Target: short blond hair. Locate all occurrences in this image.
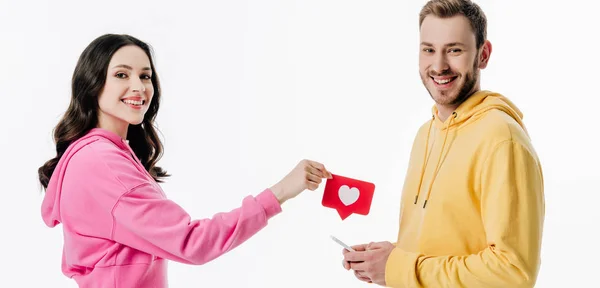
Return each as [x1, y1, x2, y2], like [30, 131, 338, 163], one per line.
[419, 0, 487, 49]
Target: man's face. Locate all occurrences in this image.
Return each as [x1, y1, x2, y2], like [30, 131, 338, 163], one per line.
[419, 15, 490, 108]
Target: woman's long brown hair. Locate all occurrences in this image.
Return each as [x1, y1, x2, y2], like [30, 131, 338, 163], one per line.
[38, 34, 169, 190]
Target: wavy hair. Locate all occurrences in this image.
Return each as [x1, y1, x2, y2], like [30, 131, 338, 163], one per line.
[38, 34, 169, 189]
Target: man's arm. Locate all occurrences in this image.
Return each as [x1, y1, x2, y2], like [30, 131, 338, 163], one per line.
[385, 140, 545, 288]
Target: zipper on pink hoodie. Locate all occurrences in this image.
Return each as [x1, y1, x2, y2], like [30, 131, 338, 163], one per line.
[41, 128, 282, 287]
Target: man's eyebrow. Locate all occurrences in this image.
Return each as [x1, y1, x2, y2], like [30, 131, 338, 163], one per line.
[111, 64, 152, 71]
[420, 42, 466, 47]
[445, 42, 466, 47]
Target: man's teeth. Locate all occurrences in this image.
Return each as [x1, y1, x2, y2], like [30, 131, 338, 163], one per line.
[123, 99, 143, 106]
[434, 78, 454, 84]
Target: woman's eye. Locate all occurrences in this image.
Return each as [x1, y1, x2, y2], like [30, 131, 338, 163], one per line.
[141, 74, 152, 80]
[116, 72, 128, 79]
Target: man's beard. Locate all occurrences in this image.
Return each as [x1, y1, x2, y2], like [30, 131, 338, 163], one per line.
[421, 56, 479, 107]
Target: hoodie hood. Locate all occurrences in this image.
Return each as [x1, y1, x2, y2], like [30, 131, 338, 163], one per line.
[431, 90, 527, 133]
[415, 90, 526, 208]
[41, 128, 129, 228]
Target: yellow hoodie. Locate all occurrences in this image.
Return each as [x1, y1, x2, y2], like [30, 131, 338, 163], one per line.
[385, 90, 545, 288]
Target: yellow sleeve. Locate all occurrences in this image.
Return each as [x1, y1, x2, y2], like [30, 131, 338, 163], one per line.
[385, 140, 545, 288]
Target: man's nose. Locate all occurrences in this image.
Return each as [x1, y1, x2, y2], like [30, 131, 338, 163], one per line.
[431, 53, 449, 75]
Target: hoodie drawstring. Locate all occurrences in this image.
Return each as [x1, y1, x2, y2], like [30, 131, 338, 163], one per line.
[414, 115, 434, 206]
[414, 111, 457, 209]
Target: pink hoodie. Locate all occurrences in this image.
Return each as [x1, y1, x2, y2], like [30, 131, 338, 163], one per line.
[41, 128, 282, 287]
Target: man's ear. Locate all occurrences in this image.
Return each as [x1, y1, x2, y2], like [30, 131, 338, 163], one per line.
[478, 40, 492, 69]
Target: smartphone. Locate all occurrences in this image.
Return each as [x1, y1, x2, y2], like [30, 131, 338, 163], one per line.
[330, 235, 355, 252]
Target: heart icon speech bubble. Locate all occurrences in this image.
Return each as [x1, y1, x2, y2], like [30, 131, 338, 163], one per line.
[322, 174, 375, 220]
[338, 185, 360, 206]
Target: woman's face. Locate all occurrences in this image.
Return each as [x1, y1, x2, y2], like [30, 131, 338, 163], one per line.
[97, 45, 154, 137]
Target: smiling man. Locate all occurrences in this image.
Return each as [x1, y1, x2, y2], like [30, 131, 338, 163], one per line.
[341, 0, 545, 287]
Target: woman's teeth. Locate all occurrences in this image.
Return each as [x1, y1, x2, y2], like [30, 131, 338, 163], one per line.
[122, 99, 143, 106]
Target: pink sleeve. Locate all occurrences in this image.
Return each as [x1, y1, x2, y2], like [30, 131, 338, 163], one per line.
[110, 184, 282, 265]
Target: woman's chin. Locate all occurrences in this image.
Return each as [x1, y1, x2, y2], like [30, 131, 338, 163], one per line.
[125, 117, 145, 126]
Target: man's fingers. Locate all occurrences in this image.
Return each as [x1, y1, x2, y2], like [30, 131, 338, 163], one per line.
[350, 244, 368, 251]
[366, 242, 376, 249]
[367, 241, 389, 250]
[343, 244, 366, 255]
[354, 270, 372, 283]
[341, 259, 351, 270]
[343, 250, 370, 263]
[349, 261, 368, 272]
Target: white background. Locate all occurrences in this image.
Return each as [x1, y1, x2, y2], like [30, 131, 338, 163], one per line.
[1, 0, 598, 287]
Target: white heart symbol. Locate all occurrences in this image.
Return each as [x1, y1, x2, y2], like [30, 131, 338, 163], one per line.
[338, 185, 360, 206]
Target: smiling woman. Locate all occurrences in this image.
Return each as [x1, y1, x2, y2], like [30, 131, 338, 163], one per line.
[36, 34, 332, 287]
[98, 46, 156, 139]
[38, 34, 168, 185]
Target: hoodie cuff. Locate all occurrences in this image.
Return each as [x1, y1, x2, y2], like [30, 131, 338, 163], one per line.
[385, 247, 420, 287]
[255, 189, 282, 219]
